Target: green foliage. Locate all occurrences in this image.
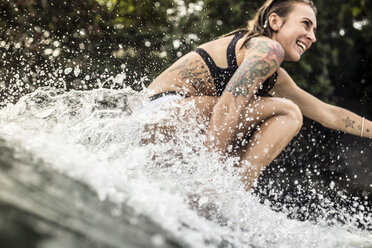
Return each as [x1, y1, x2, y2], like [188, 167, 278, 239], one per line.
[317, 0, 372, 115]
[0, 0, 371, 115]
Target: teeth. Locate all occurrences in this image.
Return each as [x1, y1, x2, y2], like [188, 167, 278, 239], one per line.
[296, 41, 306, 51]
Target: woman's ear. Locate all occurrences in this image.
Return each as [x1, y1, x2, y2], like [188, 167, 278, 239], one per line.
[268, 13, 283, 31]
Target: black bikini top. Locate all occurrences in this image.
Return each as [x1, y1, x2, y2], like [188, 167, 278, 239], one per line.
[195, 32, 277, 97]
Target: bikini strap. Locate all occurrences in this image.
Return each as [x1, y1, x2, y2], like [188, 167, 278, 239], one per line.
[195, 47, 220, 80]
[149, 91, 185, 101]
[226, 32, 245, 68]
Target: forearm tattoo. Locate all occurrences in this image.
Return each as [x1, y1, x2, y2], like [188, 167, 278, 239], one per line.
[343, 116, 371, 134]
[226, 39, 284, 97]
[342, 116, 355, 128]
[169, 58, 213, 94]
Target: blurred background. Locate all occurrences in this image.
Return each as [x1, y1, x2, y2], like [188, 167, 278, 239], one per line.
[0, 0, 371, 220]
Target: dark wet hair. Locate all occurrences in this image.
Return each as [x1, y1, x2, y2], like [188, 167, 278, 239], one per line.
[226, 0, 317, 47]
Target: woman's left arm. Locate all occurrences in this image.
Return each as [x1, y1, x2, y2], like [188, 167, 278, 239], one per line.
[273, 68, 372, 138]
[325, 105, 372, 138]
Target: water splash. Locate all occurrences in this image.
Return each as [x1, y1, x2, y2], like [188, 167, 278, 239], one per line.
[0, 86, 371, 247]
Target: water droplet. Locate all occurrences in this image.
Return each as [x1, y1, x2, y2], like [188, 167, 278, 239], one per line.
[64, 67, 72, 75]
[74, 66, 81, 77]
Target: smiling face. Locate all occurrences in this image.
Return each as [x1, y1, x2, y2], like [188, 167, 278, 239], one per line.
[270, 3, 317, 61]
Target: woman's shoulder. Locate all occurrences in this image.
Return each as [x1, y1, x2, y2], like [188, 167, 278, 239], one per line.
[197, 35, 234, 49]
[244, 36, 285, 61]
[245, 36, 284, 53]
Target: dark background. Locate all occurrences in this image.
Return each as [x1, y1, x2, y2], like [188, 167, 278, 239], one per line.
[0, 0, 371, 222]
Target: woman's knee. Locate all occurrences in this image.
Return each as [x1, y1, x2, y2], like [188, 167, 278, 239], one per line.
[281, 99, 303, 131]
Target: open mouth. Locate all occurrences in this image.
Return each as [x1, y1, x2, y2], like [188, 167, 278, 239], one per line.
[296, 41, 306, 53]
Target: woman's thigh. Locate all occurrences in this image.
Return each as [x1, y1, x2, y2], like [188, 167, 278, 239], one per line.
[168, 96, 301, 138]
[230, 96, 303, 154]
[237, 96, 302, 131]
[144, 95, 301, 145]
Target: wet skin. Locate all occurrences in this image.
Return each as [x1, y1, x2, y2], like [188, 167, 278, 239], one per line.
[147, 3, 372, 190]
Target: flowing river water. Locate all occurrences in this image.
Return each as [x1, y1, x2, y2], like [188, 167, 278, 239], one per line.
[0, 86, 371, 248]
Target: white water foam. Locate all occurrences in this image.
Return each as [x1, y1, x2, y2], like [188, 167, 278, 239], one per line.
[0, 87, 371, 248]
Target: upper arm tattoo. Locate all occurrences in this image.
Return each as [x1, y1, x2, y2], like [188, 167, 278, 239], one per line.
[226, 39, 284, 97]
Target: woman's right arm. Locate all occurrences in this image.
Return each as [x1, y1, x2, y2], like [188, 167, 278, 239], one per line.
[206, 38, 284, 155]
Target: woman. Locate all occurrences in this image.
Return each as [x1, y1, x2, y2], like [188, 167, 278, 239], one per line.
[146, 0, 371, 190]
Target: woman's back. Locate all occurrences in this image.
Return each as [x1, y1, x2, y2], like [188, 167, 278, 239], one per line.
[148, 34, 248, 97]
